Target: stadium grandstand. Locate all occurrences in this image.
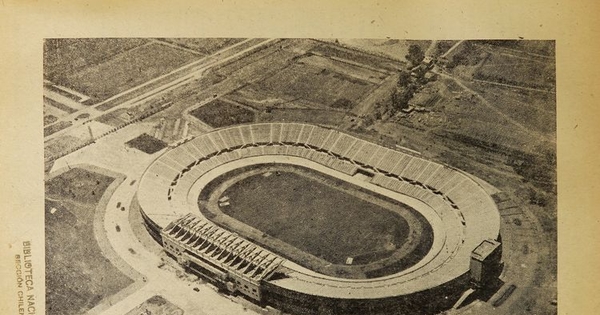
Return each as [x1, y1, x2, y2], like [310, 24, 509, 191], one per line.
[136, 123, 502, 314]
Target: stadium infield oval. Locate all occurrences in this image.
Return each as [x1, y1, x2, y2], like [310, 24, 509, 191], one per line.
[197, 163, 435, 279]
[137, 122, 501, 299]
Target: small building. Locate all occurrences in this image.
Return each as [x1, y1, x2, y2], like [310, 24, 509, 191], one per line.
[422, 56, 435, 69]
[470, 239, 502, 287]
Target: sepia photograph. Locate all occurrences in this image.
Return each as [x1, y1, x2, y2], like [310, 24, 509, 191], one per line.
[42, 37, 557, 315]
[2, 1, 599, 315]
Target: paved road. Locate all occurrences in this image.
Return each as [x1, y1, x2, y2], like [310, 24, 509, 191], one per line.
[49, 124, 258, 315]
[45, 38, 277, 142]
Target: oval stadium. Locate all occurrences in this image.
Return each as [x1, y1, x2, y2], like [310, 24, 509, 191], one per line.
[136, 122, 502, 315]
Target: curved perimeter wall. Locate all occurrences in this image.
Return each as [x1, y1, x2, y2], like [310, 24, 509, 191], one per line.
[137, 123, 501, 313]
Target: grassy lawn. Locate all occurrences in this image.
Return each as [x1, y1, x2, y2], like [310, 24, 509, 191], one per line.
[189, 99, 255, 128]
[125, 133, 168, 154]
[45, 168, 133, 315]
[221, 171, 410, 265]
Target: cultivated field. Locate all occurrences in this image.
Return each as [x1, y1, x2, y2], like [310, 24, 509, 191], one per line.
[310, 42, 403, 71]
[45, 168, 132, 315]
[214, 40, 391, 114]
[474, 52, 555, 90]
[256, 61, 376, 109]
[159, 38, 245, 55]
[44, 38, 149, 83]
[50, 42, 201, 103]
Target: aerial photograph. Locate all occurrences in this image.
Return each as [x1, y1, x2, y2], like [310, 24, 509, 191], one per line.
[43, 38, 556, 315]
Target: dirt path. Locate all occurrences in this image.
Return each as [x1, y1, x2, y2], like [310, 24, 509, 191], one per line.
[472, 78, 555, 94]
[440, 40, 465, 59]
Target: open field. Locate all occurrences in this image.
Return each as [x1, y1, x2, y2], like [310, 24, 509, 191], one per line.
[44, 38, 149, 82]
[56, 42, 201, 103]
[256, 62, 376, 109]
[389, 74, 554, 155]
[479, 40, 555, 57]
[216, 40, 394, 120]
[189, 99, 255, 128]
[159, 38, 245, 55]
[45, 168, 133, 315]
[466, 82, 556, 135]
[473, 52, 555, 90]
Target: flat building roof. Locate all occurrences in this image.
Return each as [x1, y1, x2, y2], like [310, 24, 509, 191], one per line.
[471, 239, 501, 261]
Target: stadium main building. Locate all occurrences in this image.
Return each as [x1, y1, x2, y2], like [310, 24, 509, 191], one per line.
[136, 123, 502, 315]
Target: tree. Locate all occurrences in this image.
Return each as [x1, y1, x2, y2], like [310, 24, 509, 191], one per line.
[397, 71, 411, 87]
[405, 44, 425, 67]
[391, 86, 413, 111]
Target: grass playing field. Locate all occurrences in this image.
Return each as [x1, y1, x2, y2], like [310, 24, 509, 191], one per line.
[219, 168, 422, 266]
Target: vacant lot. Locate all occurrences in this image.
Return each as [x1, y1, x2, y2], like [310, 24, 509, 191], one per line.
[45, 168, 132, 315]
[221, 171, 410, 265]
[159, 38, 245, 55]
[57, 42, 200, 103]
[189, 99, 255, 128]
